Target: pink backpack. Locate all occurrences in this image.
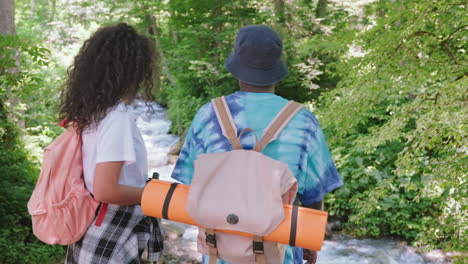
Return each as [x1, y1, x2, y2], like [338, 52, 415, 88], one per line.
[27, 123, 100, 245]
[186, 97, 303, 264]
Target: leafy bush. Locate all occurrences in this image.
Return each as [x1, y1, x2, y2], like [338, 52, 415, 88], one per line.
[0, 100, 64, 263]
[1, 35, 64, 264]
[319, 0, 467, 251]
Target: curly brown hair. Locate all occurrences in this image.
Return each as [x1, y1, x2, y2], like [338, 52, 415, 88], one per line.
[59, 23, 155, 133]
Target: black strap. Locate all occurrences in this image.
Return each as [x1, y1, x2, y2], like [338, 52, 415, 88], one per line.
[289, 205, 299, 246]
[162, 183, 179, 219]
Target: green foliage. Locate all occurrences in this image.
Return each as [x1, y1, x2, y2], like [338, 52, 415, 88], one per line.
[3, 0, 466, 260]
[319, 0, 467, 251]
[0, 34, 62, 164]
[0, 100, 64, 263]
[281, 1, 354, 99]
[157, 0, 267, 133]
[149, 0, 353, 133]
[1, 34, 64, 263]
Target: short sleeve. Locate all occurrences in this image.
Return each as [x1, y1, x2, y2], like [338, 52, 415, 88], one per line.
[297, 124, 343, 205]
[96, 110, 136, 165]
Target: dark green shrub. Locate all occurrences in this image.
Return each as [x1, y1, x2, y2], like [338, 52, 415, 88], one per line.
[0, 99, 64, 263]
[319, 0, 467, 251]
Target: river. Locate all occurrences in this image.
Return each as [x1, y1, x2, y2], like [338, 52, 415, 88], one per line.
[131, 100, 452, 264]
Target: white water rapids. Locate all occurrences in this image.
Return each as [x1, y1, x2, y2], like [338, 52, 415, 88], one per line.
[131, 100, 451, 264]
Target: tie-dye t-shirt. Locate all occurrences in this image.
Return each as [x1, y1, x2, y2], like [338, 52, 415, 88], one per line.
[171, 91, 342, 264]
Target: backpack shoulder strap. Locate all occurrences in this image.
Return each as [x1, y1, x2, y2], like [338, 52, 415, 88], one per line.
[212, 96, 242, 149]
[253, 101, 304, 152]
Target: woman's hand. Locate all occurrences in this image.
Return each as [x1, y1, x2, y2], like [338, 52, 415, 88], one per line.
[303, 249, 318, 264]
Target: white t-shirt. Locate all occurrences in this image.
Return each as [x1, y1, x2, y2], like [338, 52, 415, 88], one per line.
[82, 102, 147, 194]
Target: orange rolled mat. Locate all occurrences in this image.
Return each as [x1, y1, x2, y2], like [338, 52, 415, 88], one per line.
[141, 179, 328, 251]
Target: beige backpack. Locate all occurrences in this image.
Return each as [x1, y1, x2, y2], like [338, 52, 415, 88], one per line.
[186, 96, 303, 264]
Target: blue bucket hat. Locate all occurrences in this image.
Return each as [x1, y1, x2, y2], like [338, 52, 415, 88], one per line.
[225, 25, 288, 86]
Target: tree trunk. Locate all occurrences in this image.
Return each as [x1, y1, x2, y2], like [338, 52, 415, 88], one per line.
[148, 15, 176, 88]
[271, 0, 289, 62]
[0, 0, 24, 127]
[316, 0, 327, 18]
[0, 0, 16, 35]
[147, 15, 162, 94]
[0, 0, 19, 74]
[50, 0, 56, 21]
[30, 0, 36, 19]
[211, 5, 223, 64]
[272, 0, 285, 25]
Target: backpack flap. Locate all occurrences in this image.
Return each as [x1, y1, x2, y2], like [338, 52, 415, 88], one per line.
[187, 150, 296, 236]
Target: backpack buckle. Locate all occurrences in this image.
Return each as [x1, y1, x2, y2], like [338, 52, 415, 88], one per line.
[205, 233, 217, 248]
[253, 240, 264, 254]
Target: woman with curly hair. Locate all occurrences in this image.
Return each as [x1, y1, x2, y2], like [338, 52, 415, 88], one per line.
[60, 23, 163, 264]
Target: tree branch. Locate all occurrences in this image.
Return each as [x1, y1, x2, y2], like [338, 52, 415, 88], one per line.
[412, 31, 439, 38]
[442, 41, 458, 64]
[438, 25, 467, 64]
[454, 72, 467, 81]
[398, 29, 463, 64]
[442, 24, 468, 42]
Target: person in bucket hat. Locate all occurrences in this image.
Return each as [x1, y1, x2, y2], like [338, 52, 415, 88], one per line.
[225, 25, 288, 86]
[171, 25, 343, 264]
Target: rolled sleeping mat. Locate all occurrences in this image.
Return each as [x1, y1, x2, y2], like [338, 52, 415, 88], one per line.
[141, 179, 328, 251]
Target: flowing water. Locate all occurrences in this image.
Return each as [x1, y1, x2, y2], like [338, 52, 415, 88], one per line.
[131, 100, 451, 264]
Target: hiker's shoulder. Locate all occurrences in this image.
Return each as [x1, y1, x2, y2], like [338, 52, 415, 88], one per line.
[298, 106, 317, 121]
[199, 101, 214, 112]
[195, 95, 236, 118]
[96, 103, 134, 130]
[189, 102, 215, 127]
[286, 103, 320, 128]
